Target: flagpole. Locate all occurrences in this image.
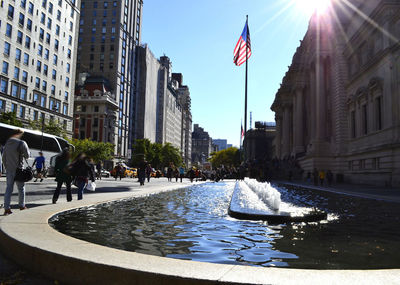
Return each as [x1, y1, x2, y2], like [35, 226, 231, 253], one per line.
[244, 15, 248, 161]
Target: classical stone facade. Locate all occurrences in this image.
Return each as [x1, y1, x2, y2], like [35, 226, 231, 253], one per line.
[0, 0, 80, 133]
[271, 0, 400, 187]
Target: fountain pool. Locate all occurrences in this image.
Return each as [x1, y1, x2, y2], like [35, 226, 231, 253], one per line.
[50, 182, 400, 269]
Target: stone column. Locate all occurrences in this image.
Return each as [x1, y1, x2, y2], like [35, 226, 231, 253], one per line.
[316, 57, 326, 140]
[275, 114, 282, 159]
[282, 105, 291, 158]
[293, 88, 305, 154]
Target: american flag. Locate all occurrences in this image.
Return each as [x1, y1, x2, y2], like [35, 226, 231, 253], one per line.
[241, 123, 244, 139]
[233, 20, 252, 66]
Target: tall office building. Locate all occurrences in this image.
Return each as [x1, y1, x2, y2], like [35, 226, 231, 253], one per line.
[0, 0, 80, 132]
[76, 0, 142, 159]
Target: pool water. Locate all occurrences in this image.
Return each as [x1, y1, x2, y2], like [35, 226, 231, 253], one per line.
[50, 182, 400, 269]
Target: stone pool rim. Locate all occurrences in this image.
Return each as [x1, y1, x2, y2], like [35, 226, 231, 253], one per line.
[0, 182, 399, 285]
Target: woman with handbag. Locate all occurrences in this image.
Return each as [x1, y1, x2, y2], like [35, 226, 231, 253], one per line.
[69, 153, 95, 200]
[2, 129, 30, 215]
[52, 148, 73, 204]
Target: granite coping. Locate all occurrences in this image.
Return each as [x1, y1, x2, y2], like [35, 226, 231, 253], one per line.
[0, 183, 399, 285]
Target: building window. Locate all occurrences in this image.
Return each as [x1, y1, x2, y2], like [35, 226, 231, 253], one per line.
[40, 96, 46, 107]
[375, 96, 382, 131]
[0, 78, 8, 93]
[65, 77, 69, 87]
[35, 77, 40, 89]
[11, 103, 17, 113]
[17, 31, 23, 44]
[21, 0, 27, 9]
[42, 80, 47, 91]
[28, 2, 34, 14]
[43, 64, 48, 76]
[8, 4, 15, 19]
[52, 69, 57, 79]
[19, 13, 25, 26]
[37, 60, 42, 72]
[351, 110, 356, 138]
[2, 61, 9, 75]
[44, 49, 49, 60]
[51, 85, 56, 95]
[362, 104, 368, 135]
[4, 42, 11, 56]
[15, 49, 22, 61]
[11, 83, 19, 97]
[13, 67, 20, 80]
[6, 24, 12, 38]
[22, 71, 28, 82]
[27, 19, 32, 31]
[0, 99, 6, 112]
[19, 106, 25, 119]
[33, 110, 39, 120]
[53, 55, 58, 65]
[23, 53, 29, 65]
[25, 36, 31, 49]
[80, 118, 85, 127]
[20, 86, 27, 100]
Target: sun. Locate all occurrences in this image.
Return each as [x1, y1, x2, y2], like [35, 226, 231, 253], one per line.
[294, 0, 331, 17]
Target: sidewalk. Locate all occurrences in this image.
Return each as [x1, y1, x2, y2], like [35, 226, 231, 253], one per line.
[273, 179, 400, 203]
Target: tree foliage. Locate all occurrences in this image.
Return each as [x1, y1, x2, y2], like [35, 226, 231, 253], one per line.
[0, 112, 23, 127]
[209, 147, 241, 168]
[29, 119, 67, 138]
[131, 139, 182, 169]
[69, 138, 114, 163]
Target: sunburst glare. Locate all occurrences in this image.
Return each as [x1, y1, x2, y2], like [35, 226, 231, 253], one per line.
[293, 0, 331, 17]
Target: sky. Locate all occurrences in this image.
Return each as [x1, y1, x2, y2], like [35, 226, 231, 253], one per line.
[141, 0, 315, 147]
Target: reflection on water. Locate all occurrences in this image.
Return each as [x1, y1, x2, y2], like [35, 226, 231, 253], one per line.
[50, 182, 400, 269]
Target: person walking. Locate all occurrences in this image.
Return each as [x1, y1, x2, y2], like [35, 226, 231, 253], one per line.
[96, 161, 102, 180]
[138, 159, 146, 186]
[145, 163, 152, 183]
[179, 166, 185, 182]
[69, 153, 95, 200]
[313, 168, 319, 186]
[2, 129, 30, 215]
[167, 163, 173, 182]
[52, 148, 72, 204]
[319, 170, 326, 186]
[32, 152, 46, 182]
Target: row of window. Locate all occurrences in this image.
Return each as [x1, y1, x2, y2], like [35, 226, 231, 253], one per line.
[0, 98, 69, 121]
[0, 77, 69, 108]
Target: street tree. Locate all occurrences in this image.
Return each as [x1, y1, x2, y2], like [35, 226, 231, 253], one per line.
[0, 112, 23, 127]
[209, 147, 240, 168]
[69, 138, 114, 163]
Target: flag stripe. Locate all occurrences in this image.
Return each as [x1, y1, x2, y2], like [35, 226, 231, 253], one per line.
[233, 20, 251, 66]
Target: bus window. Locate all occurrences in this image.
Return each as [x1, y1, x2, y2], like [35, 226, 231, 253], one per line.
[56, 137, 69, 150]
[22, 133, 60, 152]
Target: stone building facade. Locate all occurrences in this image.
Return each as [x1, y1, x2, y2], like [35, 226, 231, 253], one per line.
[191, 124, 212, 166]
[135, 47, 193, 166]
[76, 0, 143, 159]
[0, 0, 80, 133]
[271, 0, 400, 187]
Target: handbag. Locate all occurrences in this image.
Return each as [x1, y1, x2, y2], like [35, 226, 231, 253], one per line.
[15, 166, 34, 182]
[86, 181, 96, 192]
[14, 141, 33, 183]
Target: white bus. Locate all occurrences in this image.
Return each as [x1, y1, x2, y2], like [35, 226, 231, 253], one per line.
[0, 122, 73, 175]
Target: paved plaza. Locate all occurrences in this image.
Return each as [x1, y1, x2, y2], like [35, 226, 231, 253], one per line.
[0, 177, 399, 284]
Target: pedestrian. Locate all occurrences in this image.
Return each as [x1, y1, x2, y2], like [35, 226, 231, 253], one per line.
[2, 129, 30, 215]
[69, 153, 95, 200]
[138, 159, 146, 186]
[167, 163, 173, 182]
[96, 161, 102, 180]
[327, 170, 333, 186]
[319, 170, 325, 186]
[32, 152, 46, 182]
[145, 163, 152, 183]
[115, 164, 123, 180]
[188, 167, 195, 183]
[52, 148, 72, 204]
[179, 166, 185, 182]
[313, 168, 319, 186]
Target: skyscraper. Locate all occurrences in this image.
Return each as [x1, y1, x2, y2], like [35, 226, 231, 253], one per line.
[0, 0, 80, 132]
[75, 0, 143, 159]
